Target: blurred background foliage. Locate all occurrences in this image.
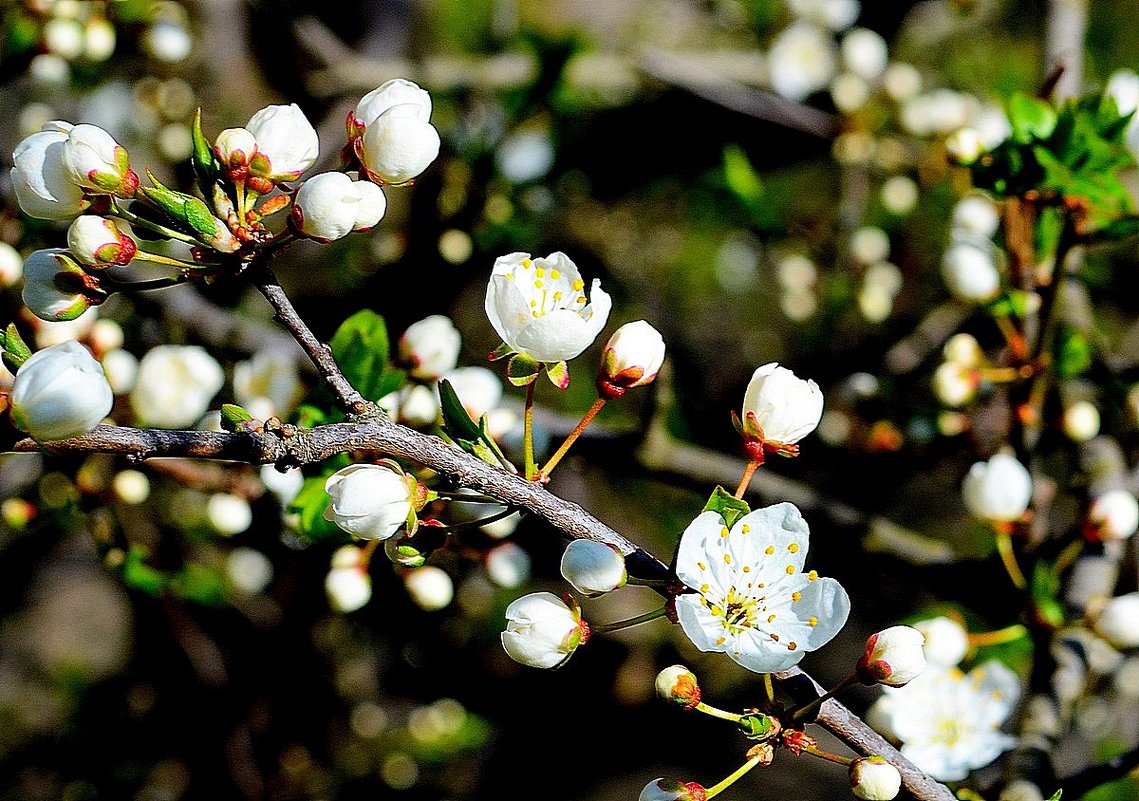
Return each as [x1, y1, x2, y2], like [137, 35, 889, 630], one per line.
[2, 0, 1139, 799]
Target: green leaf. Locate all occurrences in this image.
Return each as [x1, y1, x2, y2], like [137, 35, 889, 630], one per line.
[169, 562, 226, 606]
[1009, 92, 1058, 142]
[288, 476, 347, 544]
[220, 403, 254, 431]
[293, 403, 330, 428]
[438, 379, 482, 441]
[137, 171, 224, 242]
[329, 309, 392, 401]
[1045, 790, 1062, 801]
[122, 547, 168, 596]
[0, 323, 32, 372]
[702, 486, 751, 529]
[1056, 328, 1092, 379]
[723, 143, 764, 207]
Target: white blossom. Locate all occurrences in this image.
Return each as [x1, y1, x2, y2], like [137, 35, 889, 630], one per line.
[292, 172, 386, 242]
[214, 127, 257, 168]
[914, 616, 969, 667]
[933, 362, 978, 407]
[244, 103, 319, 181]
[858, 625, 927, 687]
[404, 565, 454, 611]
[260, 465, 304, 507]
[559, 539, 627, 597]
[0, 243, 23, 287]
[1062, 401, 1100, 443]
[767, 22, 838, 102]
[501, 592, 586, 669]
[484, 251, 611, 365]
[840, 28, 888, 82]
[441, 366, 503, 420]
[226, 547, 273, 595]
[350, 79, 439, 187]
[962, 453, 1032, 523]
[62, 123, 137, 197]
[10, 122, 90, 220]
[399, 315, 462, 380]
[352, 79, 433, 130]
[22, 248, 98, 322]
[130, 345, 224, 428]
[952, 195, 1001, 239]
[101, 348, 138, 394]
[325, 546, 371, 612]
[942, 242, 1000, 302]
[234, 351, 302, 419]
[323, 462, 414, 541]
[878, 661, 1020, 781]
[485, 542, 531, 588]
[674, 503, 850, 673]
[1087, 489, 1139, 541]
[207, 493, 252, 536]
[10, 340, 113, 442]
[740, 363, 824, 452]
[1092, 593, 1139, 649]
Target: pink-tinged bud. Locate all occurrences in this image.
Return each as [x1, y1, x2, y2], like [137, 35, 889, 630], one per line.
[244, 103, 319, 182]
[292, 172, 386, 242]
[738, 362, 824, 458]
[501, 592, 588, 669]
[654, 665, 701, 708]
[849, 756, 902, 800]
[597, 320, 666, 399]
[66, 215, 136, 267]
[857, 625, 926, 687]
[62, 124, 138, 198]
[214, 127, 259, 177]
[559, 539, 627, 596]
[10, 123, 91, 221]
[639, 778, 707, 801]
[21, 248, 105, 322]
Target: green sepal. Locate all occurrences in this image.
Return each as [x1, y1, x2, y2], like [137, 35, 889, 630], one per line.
[544, 360, 570, 389]
[506, 353, 540, 386]
[702, 486, 751, 529]
[0, 323, 33, 373]
[220, 403, 254, 431]
[1045, 791, 1062, 801]
[487, 342, 513, 361]
[737, 712, 779, 741]
[138, 170, 222, 242]
[1008, 92, 1058, 143]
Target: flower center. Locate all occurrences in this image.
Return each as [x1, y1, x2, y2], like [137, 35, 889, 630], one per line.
[505, 258, 588, 319]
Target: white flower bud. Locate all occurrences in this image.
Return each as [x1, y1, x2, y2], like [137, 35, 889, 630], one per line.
[101, 348, 138, 394]
[1062, 401, 1100, 443]
[397, 384, 439, 427]
[933, 362, 978, 407]
[655, 665, 701, 707]
[83, 16, 117, 62]
[358, 109, 441, 186]
[11, 123, 91, 221]
[946, 127, 985, 164]
[323, 462, 414, 541]
[441, 366, 503, 420]
[840, 28, 889, 82]
[1087, 489, 1139, 541]
[597, 320, 666, 399]
[952, 195, 1001, 239]
[22, 248, 100, 321]
[143, 20, 192, 62]
[768, 21, 837, 102]
[90, 319, 124, 353]
[1093, 593, 1139, 649]
[207, 493, 252, 536]
[914, 616, 969, 667]
[883, 62, 922, 102]
[351, 180, 387, 231]
[130, 345, 224, 428]
[501, 591, 586, 669]
[962, 453, 1032, 522]
[112, 469, 150, 504]
[214, 127, 258, 169]
[942, 242, 1000, 302]
[943, 333, 984, 367]
[226, 547, 273, 595]
[0, 243, 23, 287]
[880, 175, 918, 215]
[352, 79, 433, 131]
[404, 565, 454, 611]
[638, 778, 707, 801]
[293, 172, 382, 242]
[66, 215, 136, 267]
[10, 340, 113, 442]
[233, 351, 301, 419]
[44, 17, 84, 59]
[485, 251, 611, 365]
[850, 756, 902, 800]
[559, 539, 628, 597]
[399, 315, 462, 380]
[485, 542, 531, 588]
[244, 103, 319, 182]
[740, 362, 824, 451]
[326, 547, 372, 613]
[858, 626, 927, 687]
[62, 123, 138, 197]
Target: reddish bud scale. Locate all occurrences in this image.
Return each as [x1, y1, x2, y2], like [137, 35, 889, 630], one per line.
[780, 730, 817, 756]
[684, 783, 707, 801]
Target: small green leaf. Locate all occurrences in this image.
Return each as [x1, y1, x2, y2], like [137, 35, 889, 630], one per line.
[122, 547, 168, 596]
[220, 403, 254, 431]
[723, 143, 764, 207]
[293, 403, 330, 428]
[439, 379, 482, 441]
[288, 476, 347, 544]
[329, 309, 392, 401]
[1045, 790, 1062, 801]
[0, 323, 32, 372]
[169, 562, 226, 606]
[1009, 92, 1058, 142]
[1056, 328, 1092, 379]
[702, 486, 751, 529]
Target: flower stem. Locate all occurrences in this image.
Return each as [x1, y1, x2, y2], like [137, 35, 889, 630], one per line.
[111, 201, 199, 244]
[588, 606, 667, 634]
[130, 250, 202, 269]
[625, 575, 674, 588]
[994, 527, 1027, 590]
[538, 397, 607, 479]
[994, 312, 1028, 360]
[802, 743, 853, 766]
[763, 673, 776, 706]
[967, 623, 1028, 648]
[734, 458, 762, 499]
[436, 506, 518, 532]
[523, 381, 537, 480]
[705, 755, 763, 798]
[359, 539, 380, 569]
[789, 673, 859, 723]
[694, 702, 743, 723]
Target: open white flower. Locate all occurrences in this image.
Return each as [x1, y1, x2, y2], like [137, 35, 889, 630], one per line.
[484, 251, 611, 370]
[739, 363, 824, 455]
[674, 502, 850, 674]
[878, 661, 1020, 781]
[962, 453, 1031, 523]
[768, 21, 838, 101]
[130, 345, 224, 428]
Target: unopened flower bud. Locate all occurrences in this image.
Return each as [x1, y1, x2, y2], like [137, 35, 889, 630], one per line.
[1092, 593, 1139, 649]
[942, 242, 1000, 302]
[1062, 400, 1100, 442]
[943, 333, 984, 367]
[404, 565, 454, 611]
[1087, 489, 1139, 542]
[399, 315, 462, 379]
[350, 79, 433, 136]
[962, 452, 1032, 522]
[244, 103, 319, 182]
[22, 248, 104, 321]
[952, 195, 1001, 239]
[597, 320, 666, 399]
[559, 539, 627, 596]
[933, 362, 979, 407]
[323, 461, 417, 541]
[292, 172, 387, 242]
[655, 664, 701, 707]
[738, 362, 824, 457]
[639, 778, 707, 801]
[63, 123, 138, 197]
[485, 542, 531, 588]
[946, 127, 985, 164]
[207, 492, 253, 536]
[501, 592, 587, 669]
[737, 711, 782, 740]
[326, 546, 372, 613]
[358, 108, 441, 186]
[849, 756, 902, 800]
[0, 243, 23, 287]
[857, 625, 927, 687]
[214, 127, 258, 174]
[66, 215, 136, 267]
[10, 122, 91, 221]
[10, 340, 113, 442]
[914, 616, 969, 667]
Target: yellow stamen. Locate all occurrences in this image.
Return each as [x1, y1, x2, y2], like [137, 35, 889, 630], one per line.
[791, 591, 802, 602]
[741, 524, 750, 533]
[788, 543, 799, 553]
[522, 258, 532, 268]
[785, 565, 795, 575]
[572, 279, 584, 291]
[765, 546, 775, 555]
[808, 570, 818, 581]
[551, 270, 560, 279]
[808, 616, 818, 626]
[724, 554, 732, 565]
